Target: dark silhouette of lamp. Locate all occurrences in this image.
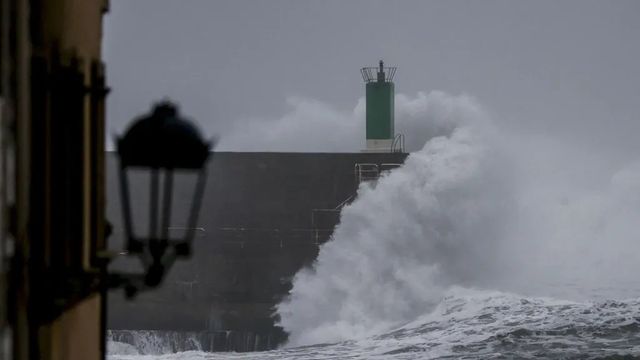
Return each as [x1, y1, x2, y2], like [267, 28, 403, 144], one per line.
[114, 101, 212, 296]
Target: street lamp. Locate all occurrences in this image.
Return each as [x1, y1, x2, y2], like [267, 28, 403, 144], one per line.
[115, 101, 212, 294]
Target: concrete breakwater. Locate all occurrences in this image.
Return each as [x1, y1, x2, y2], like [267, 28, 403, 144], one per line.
[108, 329, 284, 353]
[107, 151, 407, 350]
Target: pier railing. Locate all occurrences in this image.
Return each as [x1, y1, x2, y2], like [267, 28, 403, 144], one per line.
[208, 227, 336, 249]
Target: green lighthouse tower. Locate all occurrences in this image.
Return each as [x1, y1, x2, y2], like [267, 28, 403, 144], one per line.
[361, 60, 397, 152]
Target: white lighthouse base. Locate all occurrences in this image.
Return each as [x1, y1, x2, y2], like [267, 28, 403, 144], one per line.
[362, 139, 394, 153]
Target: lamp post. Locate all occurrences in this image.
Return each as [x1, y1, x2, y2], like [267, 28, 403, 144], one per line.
[114, 101, 212, 296]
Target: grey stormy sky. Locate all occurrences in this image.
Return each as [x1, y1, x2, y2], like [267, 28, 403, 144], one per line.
[104, 0, 640, 162]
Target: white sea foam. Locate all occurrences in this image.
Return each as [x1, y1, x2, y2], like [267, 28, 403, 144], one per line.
[108, 288, 640, 359]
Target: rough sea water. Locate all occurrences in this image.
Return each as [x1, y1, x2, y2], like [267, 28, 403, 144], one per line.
[108, 92, 640, 359]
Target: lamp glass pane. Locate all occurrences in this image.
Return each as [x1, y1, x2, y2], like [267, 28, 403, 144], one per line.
[124, 168, 153, 240]
[166, 169, 202, 242]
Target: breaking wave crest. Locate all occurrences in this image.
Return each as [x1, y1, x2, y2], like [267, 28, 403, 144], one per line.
[109, 288, 640, 359]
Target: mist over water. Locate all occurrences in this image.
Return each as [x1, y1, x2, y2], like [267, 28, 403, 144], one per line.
[218, 91, 477, 153]
[276, 91, 640, 347]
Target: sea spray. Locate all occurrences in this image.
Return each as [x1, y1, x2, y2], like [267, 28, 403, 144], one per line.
[276, 93, 517, 346]
[220, 91, 482, 153]
[276, 91, 640, 347]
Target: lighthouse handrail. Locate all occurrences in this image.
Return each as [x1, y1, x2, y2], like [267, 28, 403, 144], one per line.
[391, 133, 405, 153]
[360, 66, 397, 83]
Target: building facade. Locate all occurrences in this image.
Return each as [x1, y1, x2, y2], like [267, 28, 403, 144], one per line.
[0, 1, 109, 359]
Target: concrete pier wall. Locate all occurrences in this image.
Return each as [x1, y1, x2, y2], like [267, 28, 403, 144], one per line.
[106, 151, 408, 350]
